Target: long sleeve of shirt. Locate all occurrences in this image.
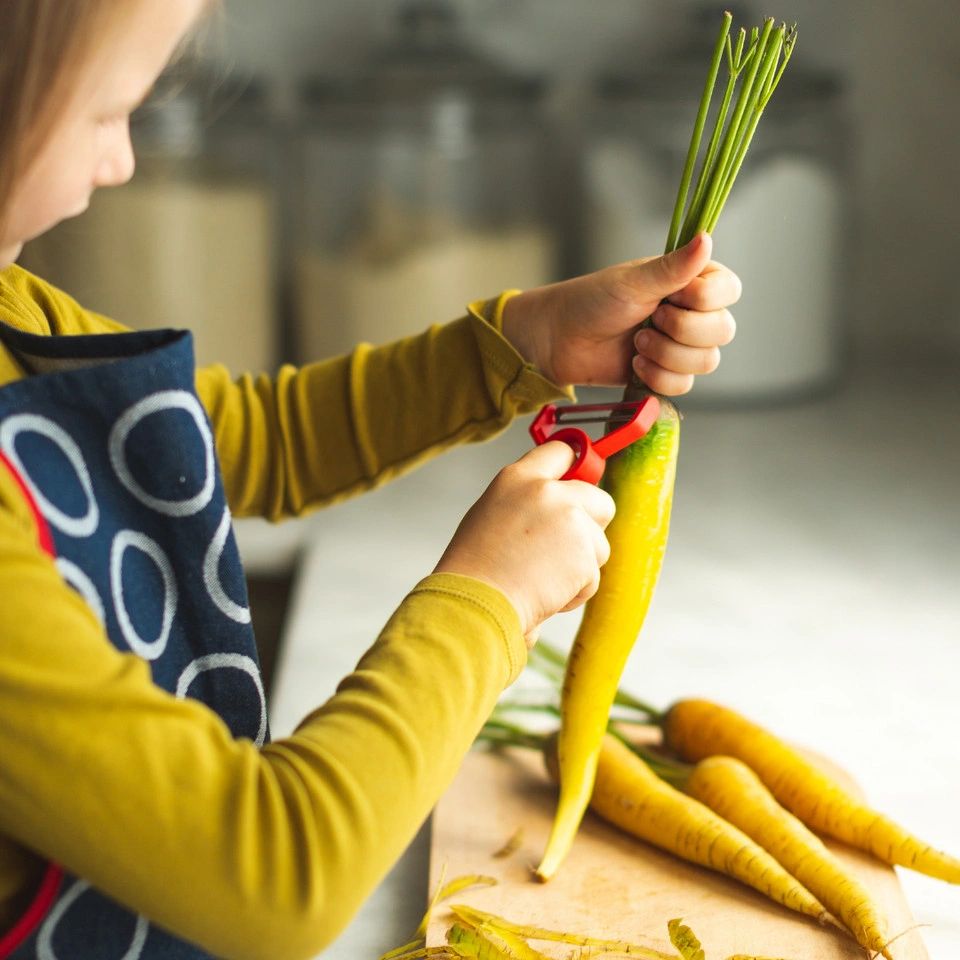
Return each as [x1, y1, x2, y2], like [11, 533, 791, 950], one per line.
[0, 265, 570, 959]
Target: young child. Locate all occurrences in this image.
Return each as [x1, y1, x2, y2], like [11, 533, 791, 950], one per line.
[0, 2, 740, 958]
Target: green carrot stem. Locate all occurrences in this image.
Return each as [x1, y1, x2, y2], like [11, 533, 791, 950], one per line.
[678, 64, 738, 245]
[527, 641, 662, 719]
[479, 718, 548, 753]
[736, 27, 758, 72]
[664, 10, 732, 254]
[607, 725, 691, 788]
[690, 16, 775, 237]
[678, 26, 752, 246]
[495, 700, 561, 718]
[703, 25, 785, 232]
[763, 24, 798, 106]
[497, 699, 653, 734]
[611, 689, 661, 719]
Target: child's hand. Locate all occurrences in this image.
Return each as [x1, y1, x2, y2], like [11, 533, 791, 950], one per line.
[501, 232, 740, 396]
[433, 441, 615, 644]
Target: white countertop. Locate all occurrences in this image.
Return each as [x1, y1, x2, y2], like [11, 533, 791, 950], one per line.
[257, 356, 960, 959]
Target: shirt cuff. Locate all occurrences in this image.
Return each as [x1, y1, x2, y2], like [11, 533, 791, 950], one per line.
[407, 571, 528, 686]
[467, 293, 575, 418]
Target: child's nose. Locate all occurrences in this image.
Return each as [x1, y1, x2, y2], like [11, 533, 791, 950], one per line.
[95, 125, 136, 189]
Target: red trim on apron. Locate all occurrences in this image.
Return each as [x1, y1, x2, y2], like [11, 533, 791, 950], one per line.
[0, 864, 64, 959]
[0, 451, 64, 958]
[0, 452, 54, 555]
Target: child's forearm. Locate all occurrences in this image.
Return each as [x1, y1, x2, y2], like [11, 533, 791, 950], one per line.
[198, 298, 570, 522]
[0, 491, 524, 960]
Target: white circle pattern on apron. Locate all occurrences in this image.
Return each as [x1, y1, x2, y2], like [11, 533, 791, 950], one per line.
[0, 413, 99, 537]
[110, 529, 178, 661]
[108, 390, 215, 518]
[203, 506, 252, 625]
[36, 880, 149, 960]
[176, 653, 267, 747]
[54, 557, 106, 626]
[0, 326, 264, 959]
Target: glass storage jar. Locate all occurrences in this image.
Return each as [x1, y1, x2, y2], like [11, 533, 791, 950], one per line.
[291, 0, 556, 362]
[21, 66, 280, 377]
[584, 10, 849, 404]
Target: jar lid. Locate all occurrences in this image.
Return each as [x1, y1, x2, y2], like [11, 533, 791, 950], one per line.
[300, 0, 545, 106]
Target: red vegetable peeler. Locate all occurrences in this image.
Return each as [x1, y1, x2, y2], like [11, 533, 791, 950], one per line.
[529, 396, 660, 485]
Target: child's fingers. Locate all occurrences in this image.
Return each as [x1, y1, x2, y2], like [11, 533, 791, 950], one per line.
[558, 569, 602, 613]
[632, 357, 696, 397]
[517, 447, 615, 527]
[593, 523, 611, 567]
[634, 327, 721, 376]
[667, 261, 742, 311]
[569, 482, 616, 528]
[650, 303, 736, 347]
[516, 439, 577, 479]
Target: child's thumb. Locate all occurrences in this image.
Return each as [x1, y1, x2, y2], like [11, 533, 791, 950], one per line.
[630, 232, 712, 299]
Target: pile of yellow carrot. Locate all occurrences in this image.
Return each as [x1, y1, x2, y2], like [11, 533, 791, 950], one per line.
[482, 642, 960, 958]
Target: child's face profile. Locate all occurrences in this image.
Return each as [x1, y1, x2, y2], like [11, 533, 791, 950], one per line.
[0, 0, 207, 269]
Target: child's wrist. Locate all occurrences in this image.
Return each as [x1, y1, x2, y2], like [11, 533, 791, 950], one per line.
[432, 559, 532, 636]
[501, 288, 550, 378]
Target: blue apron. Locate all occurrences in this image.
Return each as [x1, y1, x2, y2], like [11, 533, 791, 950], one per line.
[0, 321, 268, 959]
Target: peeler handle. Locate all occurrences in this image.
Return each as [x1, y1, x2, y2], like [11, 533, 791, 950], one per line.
[529, 396, 660, 484]
[549, 426, 607, 485]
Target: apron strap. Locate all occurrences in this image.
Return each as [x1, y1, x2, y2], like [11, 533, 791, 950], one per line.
[0, 452, 64, 957]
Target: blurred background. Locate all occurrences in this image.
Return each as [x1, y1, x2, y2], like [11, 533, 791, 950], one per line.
[20, 0, 960, 693]
[20, 1, 960, 954]
[23, 0, 960, 380]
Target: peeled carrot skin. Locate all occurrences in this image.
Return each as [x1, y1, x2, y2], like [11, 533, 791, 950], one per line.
[545, 734, 830, 924]
[686, 755, 892, 958]
[536, 405, 680, 881]
[665, 699, 960, 884]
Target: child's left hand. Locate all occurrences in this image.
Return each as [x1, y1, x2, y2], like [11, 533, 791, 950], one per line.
[501, 232, 740, 396]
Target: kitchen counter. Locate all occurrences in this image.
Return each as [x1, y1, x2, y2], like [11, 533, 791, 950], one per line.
[259, 355, 960, 958]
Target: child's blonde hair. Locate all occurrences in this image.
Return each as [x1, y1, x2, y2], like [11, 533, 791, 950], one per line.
[0, 0, 218, 226]
[0, 2, 122, 214]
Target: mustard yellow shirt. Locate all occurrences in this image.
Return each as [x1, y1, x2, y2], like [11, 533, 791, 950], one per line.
[0, 264, 569, 959]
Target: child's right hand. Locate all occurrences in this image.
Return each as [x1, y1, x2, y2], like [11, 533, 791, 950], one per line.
[433, 441, 616, 644]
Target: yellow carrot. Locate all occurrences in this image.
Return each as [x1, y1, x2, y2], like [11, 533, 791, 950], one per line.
[535, 402, 680, 881]
[664, 698, 960, 883]
[544, 732, 831, 924]
[683, 754, 893, 959]
[536, 9, 798, 882]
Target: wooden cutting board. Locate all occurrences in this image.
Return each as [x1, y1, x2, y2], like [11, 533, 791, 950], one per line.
[427, 745, 929, 959]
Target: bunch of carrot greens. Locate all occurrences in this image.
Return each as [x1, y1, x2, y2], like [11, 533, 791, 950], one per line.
[663, 12, 798, 254]
[540, 10, 799, 887]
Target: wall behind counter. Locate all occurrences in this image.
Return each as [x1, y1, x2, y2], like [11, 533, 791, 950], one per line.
[216, 0, 960, 367]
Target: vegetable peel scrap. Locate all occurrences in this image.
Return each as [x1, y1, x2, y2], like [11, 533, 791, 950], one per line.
[381, 874, 803, 960]
[492, 828, 525, 860]
[667, 920, 706, 960]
